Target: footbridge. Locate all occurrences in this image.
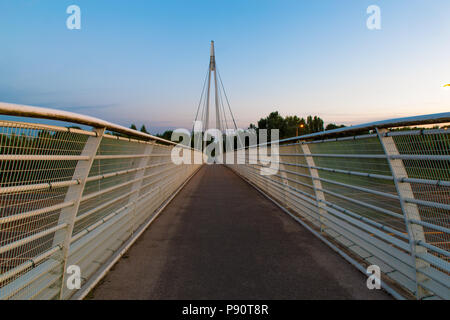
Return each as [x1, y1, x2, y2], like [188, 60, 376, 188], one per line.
[0, 102, 449, 300]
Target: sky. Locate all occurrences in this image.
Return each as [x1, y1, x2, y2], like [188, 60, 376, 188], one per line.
[0, 0, 449, 133]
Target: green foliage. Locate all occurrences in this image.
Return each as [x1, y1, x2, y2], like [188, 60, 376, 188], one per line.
[257, 111, 287, 140]
[306, 116, 324, 133]
[140, 125, 148, 134]
[251, 111, 338, 139]
[284, 115, 302, 138]
[156, 130, 173, 141]
[0, 128, 88, 187]
[325, 123, 346, 131]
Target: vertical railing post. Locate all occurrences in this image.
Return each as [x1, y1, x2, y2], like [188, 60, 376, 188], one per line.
[128, 143, 155, 232]
[300, 142, 328, 233]
[278, 146, 289, 208]
[53, 127, 105, 300]
[376, 128, 429, 299]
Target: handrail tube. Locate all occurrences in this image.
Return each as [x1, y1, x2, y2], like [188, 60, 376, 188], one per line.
[0, 224, 68, 255]
[0, 102, 177, 145]
[0, 201, 74, 225]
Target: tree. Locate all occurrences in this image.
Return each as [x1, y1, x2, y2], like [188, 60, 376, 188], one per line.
[250, 111, 335, 139]
[325, 123, 346, 131]
[130, 124, 137, 131]
[156, 130, 173, 141]
[257, 111, 287, 140]
[306, 116, 324, 134]
[140, 125, 149, 134]
[284, 115, 301, 138]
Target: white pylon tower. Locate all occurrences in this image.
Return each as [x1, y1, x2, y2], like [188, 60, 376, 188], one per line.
[194, 41, 238, 134]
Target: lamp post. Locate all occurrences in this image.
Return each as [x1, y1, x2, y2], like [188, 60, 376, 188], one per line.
[296, 123, 305, 137]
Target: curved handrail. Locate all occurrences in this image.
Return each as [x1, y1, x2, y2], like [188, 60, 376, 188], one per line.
[0, 102, 177, 145]
[245, 112, 450, 148]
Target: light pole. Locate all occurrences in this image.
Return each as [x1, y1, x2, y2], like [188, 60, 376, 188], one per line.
[296, 124, 305, 137]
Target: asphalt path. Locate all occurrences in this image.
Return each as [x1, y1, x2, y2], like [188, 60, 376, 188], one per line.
[90, 165, 391, 300]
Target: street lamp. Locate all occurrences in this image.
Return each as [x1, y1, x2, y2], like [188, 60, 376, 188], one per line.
[296, 124, 305, 137]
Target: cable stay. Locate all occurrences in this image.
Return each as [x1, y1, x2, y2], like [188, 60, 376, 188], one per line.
[193, 41, 239, 135]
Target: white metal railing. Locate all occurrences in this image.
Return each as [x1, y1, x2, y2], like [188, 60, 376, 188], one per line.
[227, 113, 450, 300]
[1, 101, 449, 300]
[0, 102, 202, 300]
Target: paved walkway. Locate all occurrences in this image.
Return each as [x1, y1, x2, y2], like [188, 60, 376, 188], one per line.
[90, 165, 391, 300]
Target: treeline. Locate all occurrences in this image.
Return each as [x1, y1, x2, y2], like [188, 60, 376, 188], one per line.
[0, 129, 86, 155]
[129, 124, 149, 134]
[155, 130, 173, 140]
[249, 111, 345, 140]
[129, 124, 174, 141]
[112, 123, 170, 140]
[125, 112, 346, 142]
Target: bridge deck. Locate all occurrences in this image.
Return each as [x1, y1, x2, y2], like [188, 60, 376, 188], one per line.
[90, 165, 391, 300]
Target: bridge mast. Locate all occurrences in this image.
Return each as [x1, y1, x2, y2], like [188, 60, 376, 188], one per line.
[212, 42, 221, 133]
[205, 40, 221, 132]
[194, 41, 238, 134]
[204, 43, 212, 132]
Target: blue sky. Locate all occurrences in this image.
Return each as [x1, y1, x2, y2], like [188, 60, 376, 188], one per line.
[1, 0, 449, 133]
